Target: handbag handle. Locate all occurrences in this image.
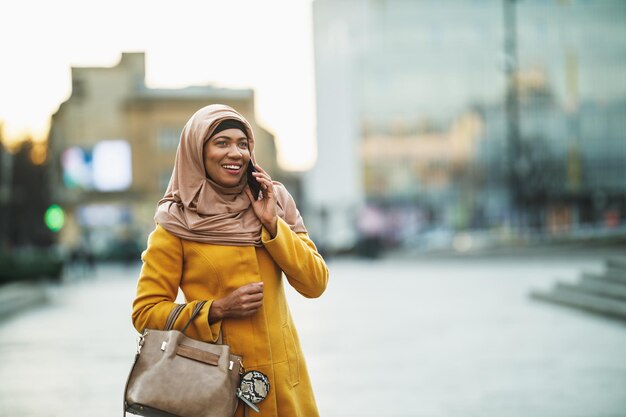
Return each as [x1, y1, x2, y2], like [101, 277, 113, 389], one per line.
[165, 301, 207, 335]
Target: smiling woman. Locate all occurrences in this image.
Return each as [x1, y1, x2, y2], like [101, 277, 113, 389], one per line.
[130, 103, 329, 417]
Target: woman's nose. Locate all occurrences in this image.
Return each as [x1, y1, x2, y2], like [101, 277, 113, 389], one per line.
[227, 144, 243, 157]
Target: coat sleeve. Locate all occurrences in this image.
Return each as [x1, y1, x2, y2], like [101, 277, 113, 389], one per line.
[131, 224, 222, 342]
[261, 217, 329, 298]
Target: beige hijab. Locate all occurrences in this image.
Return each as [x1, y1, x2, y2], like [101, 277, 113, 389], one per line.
[155, 104, 306, 246]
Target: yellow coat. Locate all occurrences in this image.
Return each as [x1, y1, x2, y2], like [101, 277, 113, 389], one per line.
[132, 217, 329, 417]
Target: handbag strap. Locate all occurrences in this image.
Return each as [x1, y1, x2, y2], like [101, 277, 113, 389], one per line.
[164, 301, 206, 334]
[166, 301, 225, 344]
[164, 303, 185, 331]
[180, 300, 207, 335]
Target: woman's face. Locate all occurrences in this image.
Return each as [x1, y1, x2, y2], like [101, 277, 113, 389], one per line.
[203, 128, 251, 187]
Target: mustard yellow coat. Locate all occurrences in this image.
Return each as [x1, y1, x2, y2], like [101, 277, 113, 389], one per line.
[132, 217, 329, 417]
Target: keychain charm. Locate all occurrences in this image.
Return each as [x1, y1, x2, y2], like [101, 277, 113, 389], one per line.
[236, 370, 270, 413]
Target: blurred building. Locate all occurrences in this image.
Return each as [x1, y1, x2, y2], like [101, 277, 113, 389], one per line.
[476, 73, 626, 233]
[308, 0, 626, 251]
[48, 52, 284, 259]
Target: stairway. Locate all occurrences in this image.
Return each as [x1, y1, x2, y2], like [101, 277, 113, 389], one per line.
[530, 257, 626, 320]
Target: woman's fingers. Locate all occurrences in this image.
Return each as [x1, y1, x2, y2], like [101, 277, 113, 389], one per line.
[253, 173, 274, 192]
[252, 164, 273, 183]
[236, 283, 263, 309]
[242, 292, 263, 303]
[253, 172, 271, 184]
[255, 177, 273, 190]
[239, 282, 263, 295]
[242, 300, 263, 311]
[253, 163, 269, 175]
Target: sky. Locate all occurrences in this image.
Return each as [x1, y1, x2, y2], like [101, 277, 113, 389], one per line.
[0, 0, 316, 171]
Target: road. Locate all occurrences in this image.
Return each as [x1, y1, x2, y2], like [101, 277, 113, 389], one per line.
[0, 253, 625, 417]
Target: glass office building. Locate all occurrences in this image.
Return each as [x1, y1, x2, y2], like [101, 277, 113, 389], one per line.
[307, 0, 626, 249]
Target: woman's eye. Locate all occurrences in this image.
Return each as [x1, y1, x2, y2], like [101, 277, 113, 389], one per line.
[239, 142, 249, 149]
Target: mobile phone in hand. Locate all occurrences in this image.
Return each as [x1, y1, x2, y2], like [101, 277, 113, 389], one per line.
[247, 163, 262, 200]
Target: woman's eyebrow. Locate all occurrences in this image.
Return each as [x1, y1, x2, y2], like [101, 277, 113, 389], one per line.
[211, 134, 248, 140]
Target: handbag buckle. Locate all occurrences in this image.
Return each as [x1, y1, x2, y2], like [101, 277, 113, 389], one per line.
[136, 333, 146, 354]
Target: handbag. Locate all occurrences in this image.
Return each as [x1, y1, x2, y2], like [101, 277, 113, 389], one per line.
[124, 301, 243, 417]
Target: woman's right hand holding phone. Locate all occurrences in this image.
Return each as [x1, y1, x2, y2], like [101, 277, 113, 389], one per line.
[245, 164, 278, 237]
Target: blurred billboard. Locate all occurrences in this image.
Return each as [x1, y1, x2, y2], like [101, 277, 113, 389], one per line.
[62, 140, 132, 192]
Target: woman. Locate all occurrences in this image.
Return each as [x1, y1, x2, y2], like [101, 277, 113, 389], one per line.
[132, 104, 329, 416]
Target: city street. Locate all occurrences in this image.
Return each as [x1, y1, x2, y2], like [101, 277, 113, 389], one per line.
[0, 253, 625, 417]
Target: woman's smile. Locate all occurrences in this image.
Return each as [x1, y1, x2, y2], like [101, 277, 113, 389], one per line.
[221, 163, 243, 174]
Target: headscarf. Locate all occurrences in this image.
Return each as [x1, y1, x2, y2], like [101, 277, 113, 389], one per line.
[155, 104, 306, 246]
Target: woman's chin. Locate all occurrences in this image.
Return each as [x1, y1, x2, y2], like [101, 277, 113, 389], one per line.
[214, 176, 243, 188]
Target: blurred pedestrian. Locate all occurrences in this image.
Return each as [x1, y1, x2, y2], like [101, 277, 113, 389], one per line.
[356, 204, 386, 258]
[69, 234, 94, 277]
[131, 104, 328, 416]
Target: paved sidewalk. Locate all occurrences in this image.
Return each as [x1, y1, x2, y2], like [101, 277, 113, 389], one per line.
[1, 258, 625, 417]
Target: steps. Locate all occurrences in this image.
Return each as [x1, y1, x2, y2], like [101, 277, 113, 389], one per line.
[530, 256, 626, 320]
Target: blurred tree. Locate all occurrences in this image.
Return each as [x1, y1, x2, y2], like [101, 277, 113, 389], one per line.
[1, 139, 55, 248]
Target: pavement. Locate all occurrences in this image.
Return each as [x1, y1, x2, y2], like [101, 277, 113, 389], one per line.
[0, 280, 48, 319]
[1, 258, 626, 416]
[2, 241, 624, 321]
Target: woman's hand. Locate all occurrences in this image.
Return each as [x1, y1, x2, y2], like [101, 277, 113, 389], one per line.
[244, 164, 278, 237]
[209, 282, 264, 322]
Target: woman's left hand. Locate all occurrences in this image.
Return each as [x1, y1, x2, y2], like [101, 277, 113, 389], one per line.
[244, 163, 278, 237]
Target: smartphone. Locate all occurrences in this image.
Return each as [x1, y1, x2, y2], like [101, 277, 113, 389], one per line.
[247, 163, 262, 200]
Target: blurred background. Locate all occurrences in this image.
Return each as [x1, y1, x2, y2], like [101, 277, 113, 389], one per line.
[1, 0, 625, 416]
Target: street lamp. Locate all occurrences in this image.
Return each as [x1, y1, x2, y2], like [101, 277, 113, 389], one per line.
[503, 0, 524, 228]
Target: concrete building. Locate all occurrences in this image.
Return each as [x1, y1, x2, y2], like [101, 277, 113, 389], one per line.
[48, 52, 283, 258]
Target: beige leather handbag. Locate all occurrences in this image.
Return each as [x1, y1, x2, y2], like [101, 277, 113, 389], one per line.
[124, 301, 243, 417]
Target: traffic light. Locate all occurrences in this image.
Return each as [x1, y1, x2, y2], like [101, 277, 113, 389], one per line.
[44, 204, 65, 232]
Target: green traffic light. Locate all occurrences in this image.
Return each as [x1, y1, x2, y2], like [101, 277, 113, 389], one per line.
[45, 204, 65, 232]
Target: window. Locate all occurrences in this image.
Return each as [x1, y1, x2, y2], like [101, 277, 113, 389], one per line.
[157, 127, 181, 151]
